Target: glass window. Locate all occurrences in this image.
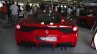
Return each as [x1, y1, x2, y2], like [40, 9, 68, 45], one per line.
[33, 12, 61, 23]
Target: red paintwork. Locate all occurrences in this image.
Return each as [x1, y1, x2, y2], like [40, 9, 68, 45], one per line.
[78, 16, 97, 28]
[16, 16, 78, 47]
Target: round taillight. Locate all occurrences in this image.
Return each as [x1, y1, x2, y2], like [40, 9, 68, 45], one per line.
[62, 19, 65, 22]
[41, 22, 44, 25]
[50, 22, 54, 25]
[16, 25, 21, 29]
[73, 27, 78, 31]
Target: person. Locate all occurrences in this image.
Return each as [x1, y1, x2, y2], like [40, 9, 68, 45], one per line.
[76, 7, 80, 18]
[67, 7, 72, 17]
[54, 6, 58, 12]
[58, 6, 61, 13]
[17, 2, 21, 20]
[10, 1, 18, 24]
[40, 3, 45, 10]
[63, 5, 67, 17]
[71, 6, 79, 25]
[1, 3, 8, 24]
[33, 5, 38, 12]
[25, 2, 31, 18]
[5, 1, 12, 23]
[1, 3, 8, 18]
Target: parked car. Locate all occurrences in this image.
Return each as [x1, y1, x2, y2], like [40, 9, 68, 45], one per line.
[78, 2, 97, 29]
[78, 16, 97, 28]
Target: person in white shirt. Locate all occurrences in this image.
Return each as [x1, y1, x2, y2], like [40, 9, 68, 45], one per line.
[10, 1, 18, 24]
[76, 8, 80, 17]
[67, 7, 72, 18]
[54, 6, 58, 12]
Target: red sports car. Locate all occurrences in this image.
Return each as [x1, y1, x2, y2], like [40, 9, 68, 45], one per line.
[78, 16, 97, 28]
[15, 11, 78, 48]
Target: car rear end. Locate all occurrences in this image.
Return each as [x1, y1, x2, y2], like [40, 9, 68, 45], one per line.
[16, 11, 78, 48]
[16, 23, 78, 48]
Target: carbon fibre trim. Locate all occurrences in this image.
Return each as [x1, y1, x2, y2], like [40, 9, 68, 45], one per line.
[18, 26, 73, 33]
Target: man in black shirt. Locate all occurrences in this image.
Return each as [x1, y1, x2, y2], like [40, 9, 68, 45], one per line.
[25, 2, 31, 18]
[5, 1, 12, 23]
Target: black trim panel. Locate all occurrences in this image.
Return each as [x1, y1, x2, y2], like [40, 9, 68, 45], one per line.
[18, 26, 73, 33]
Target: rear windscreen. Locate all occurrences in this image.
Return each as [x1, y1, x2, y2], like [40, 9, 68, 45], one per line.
[33, 12, 61, 23]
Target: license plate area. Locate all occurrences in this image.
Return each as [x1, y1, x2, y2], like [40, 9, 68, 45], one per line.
[37, 36, 57, 42]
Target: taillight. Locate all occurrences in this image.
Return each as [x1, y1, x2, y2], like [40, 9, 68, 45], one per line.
[73, 26, 78, 31]
[61, 19, 65, 22]
[50, 22, 54, 25]
[41, 22, 44, 25]
[16, 24, 21, 29]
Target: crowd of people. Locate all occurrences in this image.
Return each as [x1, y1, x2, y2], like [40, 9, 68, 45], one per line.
[0, 1, 95, 25]
[0, 1, 40, 24]
[0, 1, 19, 24]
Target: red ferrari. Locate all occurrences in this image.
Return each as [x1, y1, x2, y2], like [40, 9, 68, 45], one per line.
[78, 16, 97, 28]
[15, 11, 78, 48]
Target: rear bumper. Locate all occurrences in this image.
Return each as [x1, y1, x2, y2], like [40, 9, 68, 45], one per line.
[16, 30, 78, 47]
